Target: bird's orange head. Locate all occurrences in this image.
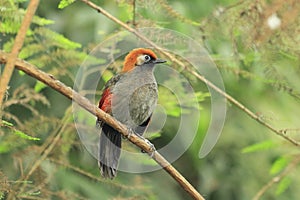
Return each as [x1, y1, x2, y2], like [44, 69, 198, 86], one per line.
[122, 48, 165, 72]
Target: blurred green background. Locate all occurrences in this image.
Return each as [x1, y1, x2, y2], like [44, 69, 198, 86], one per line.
[1, 0, 300, 199]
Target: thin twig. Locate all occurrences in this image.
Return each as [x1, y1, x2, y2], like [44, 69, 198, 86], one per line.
[79, 0, 300, 147]
[0, 0, 40, 110]
[156, 0, 201, 26]
[8, 108, 71, 199]
[48, 158, 147, 191]
[186, 68, 300, 146]
[0, 52, 205, 200]
[252, 155, 300, 200]
[132, 0, 136, 27]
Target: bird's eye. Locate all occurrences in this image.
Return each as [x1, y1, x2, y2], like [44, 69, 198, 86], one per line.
[144, 55, 151, 62]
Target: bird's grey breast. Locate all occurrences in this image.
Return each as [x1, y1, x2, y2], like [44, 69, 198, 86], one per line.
[111, 66, 158, 127]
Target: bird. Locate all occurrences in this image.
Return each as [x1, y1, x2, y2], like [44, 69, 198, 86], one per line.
[96, 48, 166, 179]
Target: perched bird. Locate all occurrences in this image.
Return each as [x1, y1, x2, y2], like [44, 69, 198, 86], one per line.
[96, 48, 166, 179]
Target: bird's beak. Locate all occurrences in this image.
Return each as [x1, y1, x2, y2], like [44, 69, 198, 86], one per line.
[153, 58, 167, 64]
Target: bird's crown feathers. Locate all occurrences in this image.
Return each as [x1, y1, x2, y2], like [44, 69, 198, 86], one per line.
[122, 48, 157, 72]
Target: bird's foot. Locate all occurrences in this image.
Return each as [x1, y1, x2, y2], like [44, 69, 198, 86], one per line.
[123, 128, 134, 139]
[123, 129, 156, 157]
[141, 138, 156, 158]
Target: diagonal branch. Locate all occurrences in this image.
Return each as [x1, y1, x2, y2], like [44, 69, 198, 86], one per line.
[252, 155, 300, 200]
[0, 52, 205, 200]
[16, 107, 73, 197]
[79, 0, 300, 147]
[0, 0, 40, 109]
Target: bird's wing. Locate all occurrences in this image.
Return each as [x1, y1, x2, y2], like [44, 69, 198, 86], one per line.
[98, 88, 112, 113]
[96, 74, 123, 127]
[134, 115, 152, 135]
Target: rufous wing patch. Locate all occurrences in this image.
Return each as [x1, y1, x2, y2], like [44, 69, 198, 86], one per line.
[98, 88, 112, 113]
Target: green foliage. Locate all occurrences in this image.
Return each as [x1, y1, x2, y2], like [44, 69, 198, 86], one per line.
[1, 120, 13, 127]
[116, 0, 134, 21]
[101, 70, 114, 82]
[58, 0, 75, 9]
[270, 157, 289, 175]
[0, 123, 40, 153]
[158, 78, 209, 117]
[146, 131, 161, 140]
[242, 140, 277, 154]
[157, 0, 201, 26]
[0, 192, 4, 200]
[36, 28, 82, 50]
[32, 16, 54, 26]
[158, 86, 181, 117]
[1, 0, 300, 199]
[276, 177, 291, 196]
[0, 2, 53, 35]
[13, 129, 40, 141]
[34, 81, 46, 93]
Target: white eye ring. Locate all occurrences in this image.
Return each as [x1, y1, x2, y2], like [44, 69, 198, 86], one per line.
[144, 55, 151, 62]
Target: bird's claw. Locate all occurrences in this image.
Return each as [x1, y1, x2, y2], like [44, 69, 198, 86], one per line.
[124, 128, 156, 157]
[123, 128, 134, 139]
[141, 138, 156, 158]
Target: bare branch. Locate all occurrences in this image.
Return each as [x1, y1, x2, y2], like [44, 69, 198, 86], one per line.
[0, 0, 40, 109]
[79, 0, 300, 146]
[0, 52, 205, 200]
[15, 107, 72, 197]
[252, 155, 300, 200]
[186, 68, 300, 147]
[49, 158, 146, 191]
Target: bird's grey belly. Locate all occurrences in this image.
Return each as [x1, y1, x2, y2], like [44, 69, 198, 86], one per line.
[129, 83, 158, 125]
[111, 82, 158, 127]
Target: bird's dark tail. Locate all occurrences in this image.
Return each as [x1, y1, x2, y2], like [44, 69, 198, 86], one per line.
[98, 123, 121, 179]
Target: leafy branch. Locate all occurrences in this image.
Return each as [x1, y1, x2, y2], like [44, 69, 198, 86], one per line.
[0, 51, 205, 200]
[15, 107, 72, 197]
[253, 155, 300, 200]
[0, 0, 40, 109]
[1, 120, 40, 142]
[156, 0, 201, 26]
[79, 0, 300, 148]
